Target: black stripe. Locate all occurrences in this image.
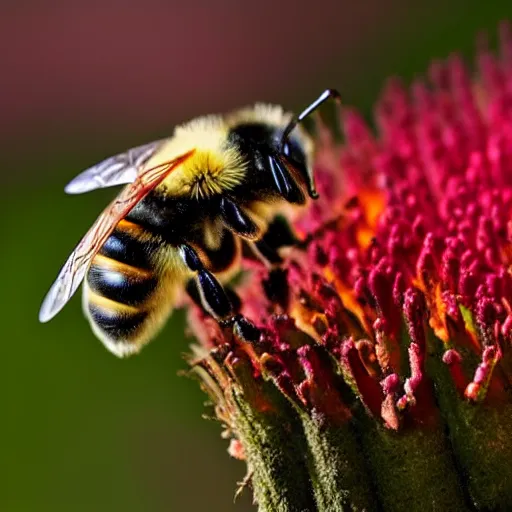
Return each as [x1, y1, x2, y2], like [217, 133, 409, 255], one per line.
[99, 228, 156, 270]
[87, 264, 157, 306]
[88, 303, 148, 342]
[125, 191, 210, 244]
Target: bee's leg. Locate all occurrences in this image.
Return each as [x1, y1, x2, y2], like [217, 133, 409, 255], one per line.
[181, 244, 260, 343]
[185, 278, 241, 315]
[219, 193, 287, 266]
[196, 270, 234, 319]
[185, 278, 204, 311]
[231, 314, 261, 342]
[184, 229, 242, 317]
[219, 198, 260, 239]
[180, 244, 233, 320]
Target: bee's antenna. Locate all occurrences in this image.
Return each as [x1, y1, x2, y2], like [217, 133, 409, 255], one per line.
[280, 88, 342, 150]
[280, 89, 342, 199]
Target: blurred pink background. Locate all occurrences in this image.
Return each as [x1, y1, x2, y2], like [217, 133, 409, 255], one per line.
[1, 0, 450, 185]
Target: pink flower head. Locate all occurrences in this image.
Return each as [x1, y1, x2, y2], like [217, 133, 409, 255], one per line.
[187, 23, 512, 511]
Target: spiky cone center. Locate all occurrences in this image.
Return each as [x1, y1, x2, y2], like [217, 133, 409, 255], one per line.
[188, 23, 512, 512]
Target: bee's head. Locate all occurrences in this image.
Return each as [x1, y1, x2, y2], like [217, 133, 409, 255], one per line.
[279, 88, 342, 200]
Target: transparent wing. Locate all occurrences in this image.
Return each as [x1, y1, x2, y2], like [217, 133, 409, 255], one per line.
[39, 149, 195, 323]
[64, 140, 165, 194]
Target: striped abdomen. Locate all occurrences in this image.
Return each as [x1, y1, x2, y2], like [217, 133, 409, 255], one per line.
[82, 195, 241, 357]
[83, 218, 182, 357]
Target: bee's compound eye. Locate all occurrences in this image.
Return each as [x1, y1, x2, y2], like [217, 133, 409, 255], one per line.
[282, 142, 291, 157]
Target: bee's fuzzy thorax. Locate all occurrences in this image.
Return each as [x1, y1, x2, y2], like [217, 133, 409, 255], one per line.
[150, 115, 248, 198]
[183, 148, 247, 199]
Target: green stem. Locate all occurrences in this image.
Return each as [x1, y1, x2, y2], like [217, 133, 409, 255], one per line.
[426, 331, 512, 510]
[300, 414, 377, 511]
[357, 411, 469, 511]
[232, 386, 316, 512]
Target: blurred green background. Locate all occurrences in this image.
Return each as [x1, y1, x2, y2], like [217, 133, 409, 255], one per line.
[3, 1, 512, 511]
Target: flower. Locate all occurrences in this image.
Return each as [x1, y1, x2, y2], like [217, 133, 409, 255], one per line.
[186, 23, 512, 511]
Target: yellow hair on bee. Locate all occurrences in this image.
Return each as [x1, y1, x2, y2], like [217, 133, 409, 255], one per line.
[227, 103, 293, 127]
[144, 114, 248, 199]
[185, 149, 246, 199]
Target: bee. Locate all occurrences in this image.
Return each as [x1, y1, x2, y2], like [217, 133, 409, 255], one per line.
[39, 89, 342, 357]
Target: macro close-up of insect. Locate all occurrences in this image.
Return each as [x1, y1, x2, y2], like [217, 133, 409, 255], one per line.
[7, 4, 512, 511]
[39, 89, 342, 357]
